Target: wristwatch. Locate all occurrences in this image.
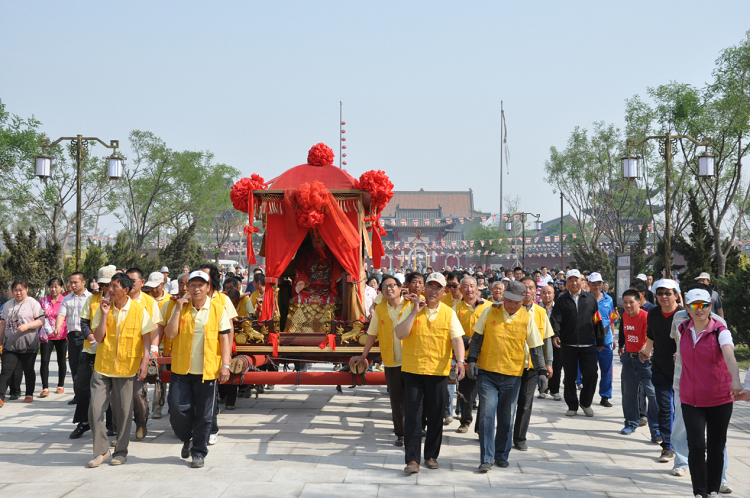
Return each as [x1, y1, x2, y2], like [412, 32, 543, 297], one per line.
[456, 360, 465, 364]
[222, 364, 231, 369]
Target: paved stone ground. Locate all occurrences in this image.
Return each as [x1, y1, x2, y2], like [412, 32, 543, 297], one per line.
[1, 359, 749, 498]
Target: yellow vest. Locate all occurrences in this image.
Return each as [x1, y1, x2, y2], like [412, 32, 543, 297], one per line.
[401, 303, 454, 376]
[374, 300, 407, 367]
[455, 300, 491, 339]
[136, 291, 156, 319]
[83, 294, 103, 352]
[94, 300, 147, 377]
[237, 295, 250, 318]
[477, 306, 532, 377]
[441, 293, 460, 308]
[171, 298, 226, 381]
[161, 300, 178, 355]
[528, 304, 547, 369]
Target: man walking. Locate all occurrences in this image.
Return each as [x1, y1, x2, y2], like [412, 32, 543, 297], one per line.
[56, 273, 91, 395]
[549, 270, 605, 417]
[540, 284, 562, 401]
[587, 272, 616, 407]
[395, 273, 465, 474]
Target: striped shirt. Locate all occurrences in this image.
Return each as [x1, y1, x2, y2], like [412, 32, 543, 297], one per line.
[58, 290, 92, 331]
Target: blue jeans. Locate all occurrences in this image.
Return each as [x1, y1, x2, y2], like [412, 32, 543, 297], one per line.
[672, 386, 728, 483]
[620, 353, 658, 435]
[651, 369, 673, 450]
[577, 343, 614, 399]
[477, 370, 521, 464]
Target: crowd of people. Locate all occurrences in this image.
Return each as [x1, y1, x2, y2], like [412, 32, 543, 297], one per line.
[0, 261, 747, 498]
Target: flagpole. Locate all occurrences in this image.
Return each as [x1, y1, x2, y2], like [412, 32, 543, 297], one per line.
[500, 100, 504, 226]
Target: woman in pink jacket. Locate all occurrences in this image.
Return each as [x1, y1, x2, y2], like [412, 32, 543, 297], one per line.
[677, 288, 743, 498]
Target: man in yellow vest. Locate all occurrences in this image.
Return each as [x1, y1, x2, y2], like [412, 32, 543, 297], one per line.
[126, 268, 162, 440]
[165, 271, 232, 469]
[440, 271, 462, 308]
[454, 276, 491, 434]
[466, 280, 548, 472]
[350, 275, 410, 447]
[512, 277, 554, 451]
[143, 271, 173, 420]
[88, 273, 155, 467]
[72, 265, 116, 440]
[395, 272, 466, 474]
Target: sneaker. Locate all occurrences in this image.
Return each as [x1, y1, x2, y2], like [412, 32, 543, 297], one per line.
[443, 416, 454, 425]
[181, 440, 192, 458]
[565, 409, 577, 417]
[651, 433, 663, 444]
[552, 393, 562, 401]
[191, 455, 204, 468]
[638, 416, 648, 427]
[620, 426, 634, 435]
[456, 425, 469, 433]
[208, 433, 218, 445]
[581, 406, 594, 417]
[494, 459, 509, 468]
[599, 397, 612, 407]
[537, 392, 548, 399]
[709, 493, 719, 497]
[659, 449, 675, 462]
[478, 462, 492, 473]
[720, 483, 733, 493]
[671, 467, 686, 477]
[87, 451, 111, 468]
[514, 441, 528, 451]
[394, 436, 404, 447]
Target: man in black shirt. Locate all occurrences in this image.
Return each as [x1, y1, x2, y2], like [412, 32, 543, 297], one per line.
[640, 279, 682, 463]
[549, 270, 605, 417]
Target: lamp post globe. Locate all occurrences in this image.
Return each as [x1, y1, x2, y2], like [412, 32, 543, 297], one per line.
[107, 152, 124, 179]
[698, 151, 715, 177]
[35, 153, 52, 179]
[621, 153, 640, 179]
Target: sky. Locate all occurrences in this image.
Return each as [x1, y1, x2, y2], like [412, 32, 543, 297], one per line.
[2, 1, 749, 235]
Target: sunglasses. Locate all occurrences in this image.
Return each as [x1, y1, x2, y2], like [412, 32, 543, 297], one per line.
[687, 302, 710, 310]
[447, 284, 459, 289]
[656, 291, 673, 297]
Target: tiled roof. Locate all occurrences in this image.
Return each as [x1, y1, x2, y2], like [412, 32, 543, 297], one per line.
[382, 189, 489, 218]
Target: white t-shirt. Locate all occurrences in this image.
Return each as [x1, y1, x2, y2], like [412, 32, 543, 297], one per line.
[689, 325, 733, 348]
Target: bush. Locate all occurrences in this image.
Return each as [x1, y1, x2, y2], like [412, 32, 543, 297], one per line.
[719, 255, 750, 346]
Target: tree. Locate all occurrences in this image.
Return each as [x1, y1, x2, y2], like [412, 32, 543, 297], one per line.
[104, 231, 144, 271]
[200, 211, 242, 264]
[82, 239, 107, 279]
[718, 255, 750, 345]
[570, 244, 614, 283]
[1, 227, 62, 298]
[631, 224, 654, 277]
[158, 222, 209, 274]
[672, 194, 714, 283]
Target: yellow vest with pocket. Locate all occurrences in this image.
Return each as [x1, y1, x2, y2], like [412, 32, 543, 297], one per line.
[401, 304, 454, 376]
[477, 306, 531, 377]
[170, 298, 225, 382]
[94, 300, 146, 377]
[83, 294, 103, 352]
[455, 300, 491, 339]
[374, 300, 407, 367]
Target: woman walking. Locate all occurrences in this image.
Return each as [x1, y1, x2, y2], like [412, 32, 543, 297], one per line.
[677, 288, 743, 498]
[0, 279, 46, 406]
[39, 277, 68, 397]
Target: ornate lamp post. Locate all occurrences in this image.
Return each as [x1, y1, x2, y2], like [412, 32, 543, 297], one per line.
[34, 135, 123, 271]
[621, 133, 713, 278]
[507, 212, 542, 270]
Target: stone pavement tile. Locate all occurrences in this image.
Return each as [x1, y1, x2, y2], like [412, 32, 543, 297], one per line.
[291, 447, 356, 457]
[562, 475, 640, 493]
[206, 463, 279, 482]
[530, 490, 607, 498]
[416, 465, 491, 486]
[147, 480, 231, 498]
[221, 482, 305, 498]
[300, 483, 379, 498]
[487, 470, 564, 488]
[64, 481, 155, 498]
[0, 482, 78, 498]
[272, 465, 348, 483]
[252, 453, 321, 464]
[344, 467, 418, 484]
[517, 460, 593, 475]
[377, 484, 455, 498]
[317, 455, 386, 469]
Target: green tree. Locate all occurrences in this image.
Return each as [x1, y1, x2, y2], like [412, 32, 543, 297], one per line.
[718, 255, 750, 345]
[2, 227, 62, 298]
[631, 225, 653, 277]
[570, 244, 614, 283]
[158, 222, 208, 273]
[104, 231, 143, 271]
[672, 194, 714, 283]
[82, 239, 107, 279]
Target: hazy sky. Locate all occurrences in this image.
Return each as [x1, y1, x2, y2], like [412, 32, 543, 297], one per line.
[2, 1, 749, 235]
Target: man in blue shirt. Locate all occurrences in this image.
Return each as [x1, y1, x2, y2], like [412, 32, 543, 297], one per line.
[588, 273, 616, 407]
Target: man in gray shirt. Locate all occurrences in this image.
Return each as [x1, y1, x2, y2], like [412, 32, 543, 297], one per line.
[57, 272, 91, 392]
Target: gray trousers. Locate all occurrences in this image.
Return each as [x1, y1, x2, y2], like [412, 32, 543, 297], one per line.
[133, 379, 149, 428]
[89, 372, 134, 458]
[152, 376, 167, 416]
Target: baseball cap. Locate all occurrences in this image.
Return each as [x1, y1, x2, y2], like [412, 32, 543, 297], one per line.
[566, 269, 581, 279]
[188, 270, 210, 283]
[694, 272, 711, 281]
[97, 265, 117, 285]
[425, 272, 447, 287]
[685, 289, 711, 304]
[636, 273, 648, 281]
[144, 271, 165, 289]
[588, 272, 603, 283]
[653, 279, 679, 292]
[504, 281, 526, 302]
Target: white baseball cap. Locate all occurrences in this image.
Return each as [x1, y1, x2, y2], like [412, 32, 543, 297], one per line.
[97, 265, 117, 285]
[685, 289, 711, 304]
[588, 272, 603, 283]
[425, 272, 447, 287]
[160, 266, 170, 273]
[144, 272, 165, 289]
[188, 271, 210, 283]
[653, 279, 679, 292]
[694, 272, 711, 281]
[566, 269, 581, 279]
[636, 273, 648, 281]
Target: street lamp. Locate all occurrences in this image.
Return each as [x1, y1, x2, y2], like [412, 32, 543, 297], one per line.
[509, 212, 542, 271]
[622, 133, 712, 278]
[34, 135, 123, 271]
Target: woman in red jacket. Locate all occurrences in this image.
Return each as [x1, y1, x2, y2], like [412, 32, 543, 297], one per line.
[677, 288, 743, 498]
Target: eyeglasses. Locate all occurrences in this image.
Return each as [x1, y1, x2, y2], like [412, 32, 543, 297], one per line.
[382, 283, 399, 290]
[447, 284, 459, 289]
[656, 291, 674, 297]
[687, 302, 710, 310]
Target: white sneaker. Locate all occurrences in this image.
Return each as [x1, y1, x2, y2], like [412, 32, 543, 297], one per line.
[671, 467, 686, 477]
[565, 410, 577, 417]
[709, 492, 719, 497]
[537, 392, 547, 399]
[208, 433, 218, 445]
[581, 406, 594, 417]
[553, 393, 562, 401]
[720, 483, 733, 493]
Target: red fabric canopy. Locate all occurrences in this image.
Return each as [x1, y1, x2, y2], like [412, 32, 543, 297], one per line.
[270, 164, 358, 190]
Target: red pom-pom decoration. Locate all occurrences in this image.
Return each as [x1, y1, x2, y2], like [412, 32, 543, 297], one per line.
[341, 121, 346, 125]
[307, 143, 335, 166]
[296, 181, 329, 228]
[230, 174, 267, 213]
[342, 145, 347, 149]
[342, 153, 347, 157]
[341, 137, 346, 141]
[341, 129, 346, 133]
[342, 161, 347, 165]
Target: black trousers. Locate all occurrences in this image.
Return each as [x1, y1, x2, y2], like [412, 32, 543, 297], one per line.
[682, 402, 733, 497]
[384, 366, 405, 437]
[67, 333, 84, 381]
[548, 343, 563, 394]
[74, 353, 112, 429]
[0, 351, 37, 399]
[169, 373, 217, 459]
[457, 376, 477, 426]
[218, 384, 238, 407]
[561, 345, 598, 411]
[513, 368, 538, 444]
[40, 339, 67, 389]
[403, 372, 447, 464]
[8, 360, 22, 396]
